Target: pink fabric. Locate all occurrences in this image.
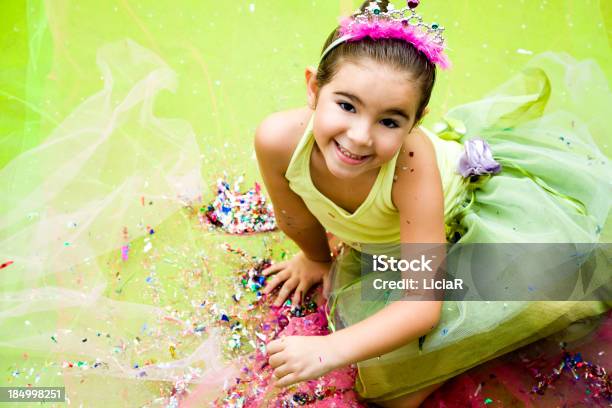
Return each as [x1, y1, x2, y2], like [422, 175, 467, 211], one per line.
[423, 311, 612, 407]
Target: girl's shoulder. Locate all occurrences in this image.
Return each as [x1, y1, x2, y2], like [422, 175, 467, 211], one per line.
[395, 126, 438, 173]
[391, 126, 442, 208]
[254, 107, 312, 174]
[391, 126, 445, 242]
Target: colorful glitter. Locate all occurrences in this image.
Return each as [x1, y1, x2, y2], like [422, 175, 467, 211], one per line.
[531, 346, 611, 401]
[203, 176, 276, 234]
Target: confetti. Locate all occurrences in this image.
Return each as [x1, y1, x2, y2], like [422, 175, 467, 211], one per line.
[1, 260, 14, 269]
[202, 176, 276, 234]
[121, 245, 130, 261]
[215, 304, 364, 407]
[531, 346, 611, 400]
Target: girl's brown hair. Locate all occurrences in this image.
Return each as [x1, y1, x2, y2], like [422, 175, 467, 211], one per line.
[316, 0, 436, 123]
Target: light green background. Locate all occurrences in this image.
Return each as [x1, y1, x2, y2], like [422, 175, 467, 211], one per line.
[1, 1, 610, 405]
[2, 1, 611, 169]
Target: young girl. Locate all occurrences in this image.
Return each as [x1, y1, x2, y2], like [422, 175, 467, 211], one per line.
[255, 1, 610, 406]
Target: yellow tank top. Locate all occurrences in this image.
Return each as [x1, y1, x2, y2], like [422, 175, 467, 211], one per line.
[285, 114, 467, 249]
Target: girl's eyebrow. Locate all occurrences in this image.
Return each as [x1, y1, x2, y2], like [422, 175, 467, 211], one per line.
[333, 91, 411, 121]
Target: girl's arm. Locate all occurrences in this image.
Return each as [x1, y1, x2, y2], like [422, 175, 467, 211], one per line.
[330, 128, 446, 364]
[268, 129, 446, 386]
[254, 111, 333, 305]
[255, 111, 331, 263]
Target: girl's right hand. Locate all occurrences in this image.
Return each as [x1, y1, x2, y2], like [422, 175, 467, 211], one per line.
[262, 251, 332, 307]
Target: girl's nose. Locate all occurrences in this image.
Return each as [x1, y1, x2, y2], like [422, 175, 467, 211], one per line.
[347, 122, 373, 147]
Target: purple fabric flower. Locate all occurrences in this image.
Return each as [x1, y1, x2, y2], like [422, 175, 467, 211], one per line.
[457, 138, 502, 177]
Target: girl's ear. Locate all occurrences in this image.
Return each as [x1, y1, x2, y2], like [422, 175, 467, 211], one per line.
[305, 66, 319, 110]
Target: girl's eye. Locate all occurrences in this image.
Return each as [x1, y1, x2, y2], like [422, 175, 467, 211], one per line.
[338, 102, 356, 113]
[337, 102, 399, 128]
[380, 118, 399, 129]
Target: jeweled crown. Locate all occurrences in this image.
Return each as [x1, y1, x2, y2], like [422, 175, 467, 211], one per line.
[321, 0, 450, 69]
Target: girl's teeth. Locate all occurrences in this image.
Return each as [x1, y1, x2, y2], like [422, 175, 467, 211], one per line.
[337, 142, 365, 160]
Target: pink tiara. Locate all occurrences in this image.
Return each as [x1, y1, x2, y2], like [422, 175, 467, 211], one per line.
[320, 1, 451, 70]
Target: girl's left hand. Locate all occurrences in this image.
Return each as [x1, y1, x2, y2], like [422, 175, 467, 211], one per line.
[267, 335, 344, 387]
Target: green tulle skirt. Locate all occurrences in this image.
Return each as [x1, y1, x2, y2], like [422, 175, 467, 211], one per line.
[328, 52, 612, 402]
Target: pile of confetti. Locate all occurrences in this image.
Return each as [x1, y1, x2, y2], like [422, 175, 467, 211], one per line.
[163, 243, 363, 407]
[215, 304, 364, 408]
[531, 345, 611, 401]
[202, 176, 276, 234]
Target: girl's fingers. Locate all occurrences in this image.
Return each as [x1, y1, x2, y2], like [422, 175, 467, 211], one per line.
[273, 364, 293, 380]
[291, 281, 309, 306]
[275, 372, 300, 388]
[274, 278, 298, 307]
[262, 262, 284, 276]
[322, 274, 332, 299]
[290, 289, 302, 307]
[263, 260, 291, 276]
[266, 337, 286, 355]
[262, 269, 290, 294]
[267, 352, 285, 368]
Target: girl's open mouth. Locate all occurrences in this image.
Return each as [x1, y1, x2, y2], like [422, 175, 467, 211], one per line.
[334, 140, 370, 165]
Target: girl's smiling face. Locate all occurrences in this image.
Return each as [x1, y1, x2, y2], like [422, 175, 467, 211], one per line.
[306, 57, 422, 180]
